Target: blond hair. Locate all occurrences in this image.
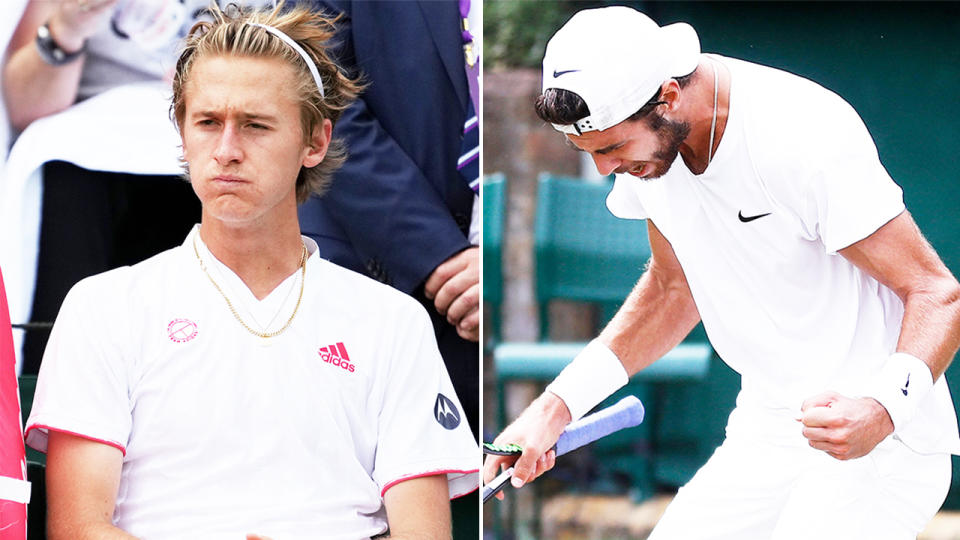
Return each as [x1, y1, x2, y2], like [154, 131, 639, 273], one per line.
[171, 2, 362, 202]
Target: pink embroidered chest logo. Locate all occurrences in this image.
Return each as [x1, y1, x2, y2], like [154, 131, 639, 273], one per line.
[319, 342, 355, 373]
[167, 318, 198, 343]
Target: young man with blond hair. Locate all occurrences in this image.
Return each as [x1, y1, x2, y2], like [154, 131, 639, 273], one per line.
[26, 4, 478, 539]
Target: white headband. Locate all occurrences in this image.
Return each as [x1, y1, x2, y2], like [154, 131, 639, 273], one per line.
[249, 23, 325, 98]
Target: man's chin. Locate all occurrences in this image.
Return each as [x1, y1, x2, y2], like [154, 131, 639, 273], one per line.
[627, 162, 668, 180]
[202, 197, 259, 224]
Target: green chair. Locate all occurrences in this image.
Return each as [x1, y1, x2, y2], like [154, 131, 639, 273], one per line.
[482, 174, 506, 346]
[532, 173, 648, 339]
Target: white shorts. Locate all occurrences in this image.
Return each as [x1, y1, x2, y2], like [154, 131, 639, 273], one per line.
[649, 406, 951, 540]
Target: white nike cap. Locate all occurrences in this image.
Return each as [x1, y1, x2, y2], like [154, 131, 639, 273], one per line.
[542, 6, 701, 135]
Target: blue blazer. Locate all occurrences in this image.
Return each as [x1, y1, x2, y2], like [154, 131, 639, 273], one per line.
[299, 0, 474, 296]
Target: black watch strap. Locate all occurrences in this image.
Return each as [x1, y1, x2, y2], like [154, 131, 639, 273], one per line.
[35, 22, 85, 66]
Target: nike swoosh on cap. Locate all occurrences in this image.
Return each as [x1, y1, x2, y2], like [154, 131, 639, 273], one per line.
[553, 69, 581, 78]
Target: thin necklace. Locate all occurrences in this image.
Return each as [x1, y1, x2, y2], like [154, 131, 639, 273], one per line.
[261, 271, 300, 329]
[708, 59, 719, 165]
[193, 234, 307, 339]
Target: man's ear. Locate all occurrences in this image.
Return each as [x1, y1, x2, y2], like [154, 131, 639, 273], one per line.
[303, 119, 333, 168]
[660, 79, 682, 114]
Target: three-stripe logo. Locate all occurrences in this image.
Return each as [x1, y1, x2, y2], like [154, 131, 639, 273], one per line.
[318, 341, 355, 373]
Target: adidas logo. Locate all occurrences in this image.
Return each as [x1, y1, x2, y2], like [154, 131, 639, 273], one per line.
[318, 342, 355, 373]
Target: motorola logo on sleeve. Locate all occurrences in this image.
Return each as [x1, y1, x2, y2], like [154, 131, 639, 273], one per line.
[434, 394, 461, 430]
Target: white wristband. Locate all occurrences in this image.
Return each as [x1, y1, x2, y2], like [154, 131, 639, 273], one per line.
[545, 339, 629, 421]
[863, 352, 934, 432]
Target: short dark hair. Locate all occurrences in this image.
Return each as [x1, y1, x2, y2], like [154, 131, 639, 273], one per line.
[534, 72, 694, 128]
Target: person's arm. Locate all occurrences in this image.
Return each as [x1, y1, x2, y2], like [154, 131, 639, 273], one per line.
[381, 475, 452, 539]
[2, 0, 116, 131]
[800, 210, 960, 459]
[599, 221, 703, 373]
[46, 430, 138, 540]
[481, 220, 701, 492]
[843, 211, 960, 377]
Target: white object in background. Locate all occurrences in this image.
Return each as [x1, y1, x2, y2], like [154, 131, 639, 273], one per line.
[112, 0, 187, 51]
[0, 81, 184, 374]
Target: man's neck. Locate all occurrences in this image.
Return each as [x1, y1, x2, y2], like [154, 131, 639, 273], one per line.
[678, 57, 731, 175]
[198, 211, 305, 301]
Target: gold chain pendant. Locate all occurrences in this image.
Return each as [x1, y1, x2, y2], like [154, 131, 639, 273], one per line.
[193, 235, 307, 339]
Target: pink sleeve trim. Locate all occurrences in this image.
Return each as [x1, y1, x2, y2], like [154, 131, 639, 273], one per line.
[380, 468, 479, 499]
[25, 424, 127, 456]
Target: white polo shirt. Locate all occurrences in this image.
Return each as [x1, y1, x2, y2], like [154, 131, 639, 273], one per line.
[26, 227, 479, 539]
[607, 56, 960, 455]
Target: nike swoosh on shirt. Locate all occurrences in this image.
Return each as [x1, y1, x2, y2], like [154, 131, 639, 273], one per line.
[553, 69, 581, 78]
[738, 211, 772, 223]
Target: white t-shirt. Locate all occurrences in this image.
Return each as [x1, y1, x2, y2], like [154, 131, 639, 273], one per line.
[607, 56, 960, 455]
[26, 227, 479, 539]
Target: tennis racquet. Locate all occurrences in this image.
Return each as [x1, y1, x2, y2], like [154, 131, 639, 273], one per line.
[482, 395, 645, 502]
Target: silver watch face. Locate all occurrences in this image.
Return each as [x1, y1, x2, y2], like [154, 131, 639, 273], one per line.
[36, 22, 82, 65]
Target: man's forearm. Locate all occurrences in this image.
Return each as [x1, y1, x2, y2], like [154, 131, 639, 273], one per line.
[4, 15, 87, 132]
[4, 43, 86, 130]
[896, 275, 960, 380]
[838, 212, 960, 381]
[599, 260, 701, 376]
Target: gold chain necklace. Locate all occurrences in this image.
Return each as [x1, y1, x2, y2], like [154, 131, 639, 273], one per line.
[193, 234, 307, 339]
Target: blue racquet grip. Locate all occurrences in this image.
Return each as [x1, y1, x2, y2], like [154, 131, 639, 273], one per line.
[553, 396, 645, 457]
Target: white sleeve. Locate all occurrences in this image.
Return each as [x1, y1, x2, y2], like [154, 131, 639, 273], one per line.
[606, 174, 649, 220]
[761, 95, 905, 254]
[25, 277, 132, 455]
[806, 103, 904, 253]
[371, 302, 479, 500]
[749, 88, 904, 254]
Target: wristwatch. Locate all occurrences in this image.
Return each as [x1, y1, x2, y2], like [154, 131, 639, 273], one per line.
[35, 22, 85, 66]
